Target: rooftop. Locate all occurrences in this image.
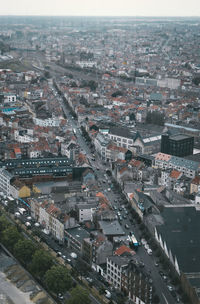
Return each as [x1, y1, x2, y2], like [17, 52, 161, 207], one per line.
[157, 206, 200, 274]
[98, 220, 125, 236]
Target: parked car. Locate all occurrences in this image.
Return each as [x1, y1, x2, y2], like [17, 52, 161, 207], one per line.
[70, 252, 77, 259]
[147, 249, 152, 255]
[105, 290, 111, 299]
[167, 285, 173, 291]
[125, 224, 129, 229]
[141, 238, 147, 245]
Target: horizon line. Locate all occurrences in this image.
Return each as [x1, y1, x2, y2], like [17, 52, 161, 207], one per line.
[0, 14, 200, 18]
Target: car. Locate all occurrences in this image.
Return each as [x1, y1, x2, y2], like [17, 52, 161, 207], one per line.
[57, 251, 62, 257]
[107, 188, 111, 191]
[119, 215, 123, 221]
[141, 238, 147, 245]
[119, 207, 122, 211]
[86, 277, 93, 283]
[125, 224, 130, 229]
[154, 262, 159, 267]
[25, 222, 31, 228]
[144, 244, 150, 250]
[147, 249, 152, 255]
[70, 252, 77, 259]
[58, 293, 63, 300]
[176, 296, 180, 303]
[62, 255, 66, 260]
[167, 285, 173, 291]
[123, 215, 127, 219]
[66, 258, 71, 264]
[105, 290, 111, 299]
[117, 212, 121, 216]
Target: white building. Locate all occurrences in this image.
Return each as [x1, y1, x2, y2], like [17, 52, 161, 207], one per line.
[106, 256, 128, 289]
[33, 116, 60, 127]
[0, 168, 13, 196]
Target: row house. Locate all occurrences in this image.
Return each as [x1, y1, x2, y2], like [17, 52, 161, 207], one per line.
[121, 259, 153, 304]
[30, 199, 65, 242]
[33, 116, 60, 127]
[155, 152, 199, 179]
[82, 235, 113, 268]
[0, 168, 14, 196]
[190, 176, 200, 194]
[14, 129, 38, 143]
[108, 126, 135, 150]
[106, 255, 128, 289]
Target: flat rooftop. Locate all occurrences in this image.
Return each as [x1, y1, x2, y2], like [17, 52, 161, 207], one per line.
[169, 134, 193, 141]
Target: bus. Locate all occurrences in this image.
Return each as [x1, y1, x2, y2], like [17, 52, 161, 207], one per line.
[128, 233, 139, 250]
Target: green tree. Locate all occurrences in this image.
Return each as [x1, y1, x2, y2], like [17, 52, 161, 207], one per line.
[0, 215, 10, 235]
[129, 112, 135, 121]
[145, 111, 165, 126]
[68, 285, 91, 304]
[30, 249, 53, 278]
[44, 265, 72, 294]
[1, 225, 22, 252]
[14, 239, 36, 266]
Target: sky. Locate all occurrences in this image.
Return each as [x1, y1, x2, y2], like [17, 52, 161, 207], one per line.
[0, 0, 200, 17]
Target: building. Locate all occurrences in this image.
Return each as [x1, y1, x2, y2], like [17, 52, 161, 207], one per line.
[155, 152, 199, 179]
[155, 206, 200, 304]
[64, 226, 90, 253]
[0, 168, 13, 196]
[82, 235, 113, 267]
[76, 200, 98, 223]
[161, 134, 194, 157]
[121, 259, 153, 304]
[106, 256, 129, 289]
[108, 126, 135, 150]
[30, 199, 65, 242]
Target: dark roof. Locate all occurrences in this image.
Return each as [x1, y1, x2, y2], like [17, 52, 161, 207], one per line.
[156, 206, 200, 274]
[109, 126, 135, 139]
[169, 134, 193, 141]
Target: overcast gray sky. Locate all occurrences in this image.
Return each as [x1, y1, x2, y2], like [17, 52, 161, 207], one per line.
[0, 0, 200, 16]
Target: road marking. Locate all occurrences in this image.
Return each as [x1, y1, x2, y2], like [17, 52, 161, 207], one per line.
[162, 293, 169, 304]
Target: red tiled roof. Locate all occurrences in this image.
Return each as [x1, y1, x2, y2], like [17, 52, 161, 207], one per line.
[191, 176, 200, 185]
[170, 170, 182, 179]
[114, 245, 135, 256]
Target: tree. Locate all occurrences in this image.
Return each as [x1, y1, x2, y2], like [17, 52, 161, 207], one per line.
[44, 265, 72, 294]
[0, 215, 10, 235]
[1, 225, 22, 252]
[111, 90, 123, 97]
[145, 111, 165, 126]
[68, 285, 91, 304]
[129, 113, 135, 121]
[30, 249, 53, 278]
[14, 239, 36, 266]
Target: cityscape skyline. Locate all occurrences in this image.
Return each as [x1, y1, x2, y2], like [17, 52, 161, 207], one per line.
[0, 0, 200, 17]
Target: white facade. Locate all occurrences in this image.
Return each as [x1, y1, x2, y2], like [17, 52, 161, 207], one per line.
[39, 205, 64, 242]
[106, 257, 127, 289]
[78, 206, 96, 222]
[33, 117, 60, 127]
[0, 168, 13, 196]
[29, 150, 42, 158]
[195, 192, 200, 205]
[4, 94, 16, 103]
[108, 133, 133, 149]
[14, 130, 38, 143]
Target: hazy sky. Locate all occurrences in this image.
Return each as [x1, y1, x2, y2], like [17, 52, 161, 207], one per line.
[1, 0, 200, 17]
